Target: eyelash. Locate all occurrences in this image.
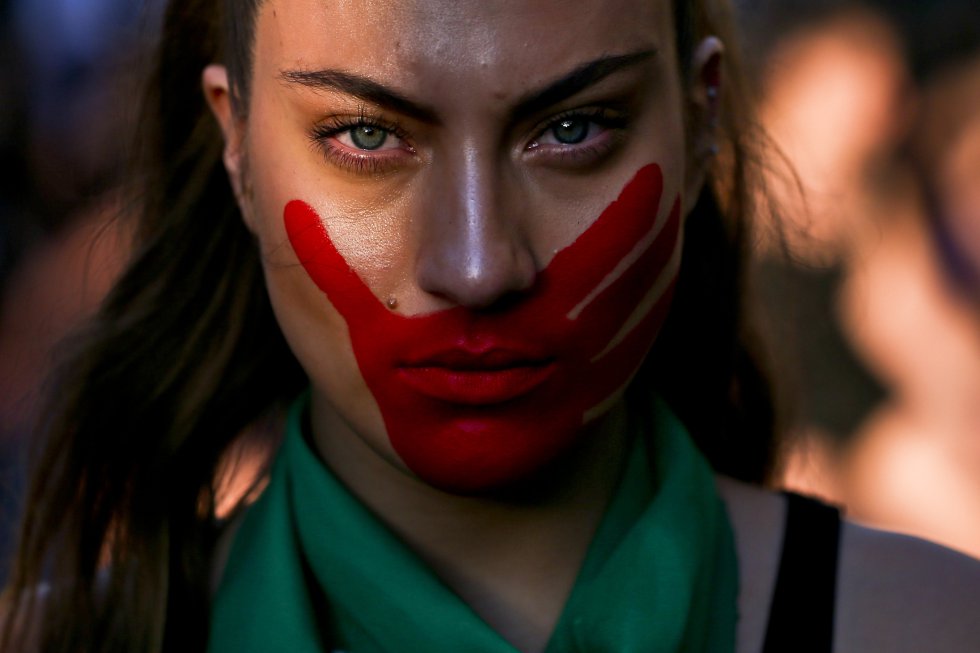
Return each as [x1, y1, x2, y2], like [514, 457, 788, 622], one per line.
[310, 110, 414, 175]
[527, 107, 628, 165]
[309, 106, 628, 175]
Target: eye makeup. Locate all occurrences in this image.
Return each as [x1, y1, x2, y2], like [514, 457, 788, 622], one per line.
[309, 105, 632, 176]
[525, 107, 629, 167]
[310, 109, 416, 174]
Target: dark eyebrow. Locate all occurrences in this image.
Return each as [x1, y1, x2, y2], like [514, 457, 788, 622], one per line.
[512, 49, 657, 119]
[278, 49, 656, 124]
[279, 69, 440, 124]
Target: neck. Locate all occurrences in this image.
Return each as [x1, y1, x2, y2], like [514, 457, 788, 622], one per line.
[310, 398, 632, 653]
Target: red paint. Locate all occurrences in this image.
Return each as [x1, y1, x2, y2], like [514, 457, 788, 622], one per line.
[396, 363, 556, 405]
[285, 164, 681, 492]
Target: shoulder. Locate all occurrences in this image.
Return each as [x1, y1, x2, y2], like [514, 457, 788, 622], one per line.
[716, 476, 980, 653]
[836, 520, 980, 652]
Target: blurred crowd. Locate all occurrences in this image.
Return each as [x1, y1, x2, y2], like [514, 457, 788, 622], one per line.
[743, 0, 980, 559]
[0, 0, 979, 581]
[0, 0, 160, 578]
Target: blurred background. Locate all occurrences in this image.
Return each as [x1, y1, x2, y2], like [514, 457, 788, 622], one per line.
[741, 0, 980, 560]
[0, 0, 978, 583]
[0, 0, 161, 580]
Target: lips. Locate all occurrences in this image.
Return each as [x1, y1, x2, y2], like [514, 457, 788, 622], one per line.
[396, 346, 555, 405]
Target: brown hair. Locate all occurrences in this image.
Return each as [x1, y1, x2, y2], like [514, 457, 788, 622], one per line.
[2, 0, 774, 651]
[648, 0, 776, 484]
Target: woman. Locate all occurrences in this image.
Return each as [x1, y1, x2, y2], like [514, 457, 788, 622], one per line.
[3, 0, 979, 652]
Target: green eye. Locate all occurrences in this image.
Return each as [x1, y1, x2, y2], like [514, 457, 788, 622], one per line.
[551, 118, 589, 145]
[349, 125, 388, 150]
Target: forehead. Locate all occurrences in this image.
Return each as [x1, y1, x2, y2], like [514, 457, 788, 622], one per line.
[256, 0, 674, 93]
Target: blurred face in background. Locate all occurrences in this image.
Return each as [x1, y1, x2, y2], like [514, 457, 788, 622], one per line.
[757, 8, 911, 261]
[919, 57, 980, 299]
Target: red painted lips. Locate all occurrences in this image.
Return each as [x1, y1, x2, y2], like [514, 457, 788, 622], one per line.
[396, 342, 555, 404]
[397, 362, 555, 405]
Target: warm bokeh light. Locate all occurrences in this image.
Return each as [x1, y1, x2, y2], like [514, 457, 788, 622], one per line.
[751, 2, 980, 560]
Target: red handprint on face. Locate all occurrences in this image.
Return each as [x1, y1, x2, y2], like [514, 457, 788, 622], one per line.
[285, 164, 681, 492]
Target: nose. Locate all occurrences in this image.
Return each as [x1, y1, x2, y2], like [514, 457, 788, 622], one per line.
[415, 147, 537, 309]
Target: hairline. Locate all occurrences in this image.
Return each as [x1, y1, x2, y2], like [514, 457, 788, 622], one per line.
[225, 0, 697, 118]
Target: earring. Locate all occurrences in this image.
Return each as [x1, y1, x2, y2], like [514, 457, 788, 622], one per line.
[386, 297, 399, 310]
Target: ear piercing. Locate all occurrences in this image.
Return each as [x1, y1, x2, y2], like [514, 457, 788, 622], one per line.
[386, 297, 399, 310]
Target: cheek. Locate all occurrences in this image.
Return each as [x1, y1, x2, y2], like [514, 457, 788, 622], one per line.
[312, 198, 416, 292]
[247, 152, 417, 302]
[263, 264, 350, 384]
[243, 97, 397, 260]
[262, 251, 391, 444]
[285, 163, 682, 493]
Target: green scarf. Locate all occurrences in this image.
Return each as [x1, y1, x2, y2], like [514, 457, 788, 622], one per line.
[208, 396, 737, 653]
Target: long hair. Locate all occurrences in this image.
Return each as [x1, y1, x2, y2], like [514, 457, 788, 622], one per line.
[646, 0, 777, 484]
[2, 0, 301, 650]
[2, 0, 775, 651]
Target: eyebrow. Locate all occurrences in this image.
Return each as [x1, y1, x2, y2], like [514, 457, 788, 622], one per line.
[278, 49, 656, 124]
[280, 68, 440, 123]
[512, 50, 657, 118]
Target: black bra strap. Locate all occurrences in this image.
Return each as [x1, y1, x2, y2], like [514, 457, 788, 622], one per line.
[761, 493, 841, 653]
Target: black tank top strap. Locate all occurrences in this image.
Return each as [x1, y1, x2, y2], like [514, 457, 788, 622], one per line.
[761, 492, 842, 653]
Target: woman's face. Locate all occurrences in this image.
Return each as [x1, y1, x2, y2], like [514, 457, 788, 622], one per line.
[208, 0, 716, 493]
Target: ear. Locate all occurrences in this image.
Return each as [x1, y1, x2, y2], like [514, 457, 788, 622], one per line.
[683, 37, 724, 216]
[202, 65, 252, 224]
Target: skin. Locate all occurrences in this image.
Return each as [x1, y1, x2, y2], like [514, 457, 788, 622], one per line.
[204, 0, 719, 648]
[196, 4, 980, 653]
